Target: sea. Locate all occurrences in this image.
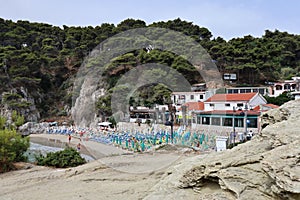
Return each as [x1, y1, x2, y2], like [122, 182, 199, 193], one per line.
[25, 142, 94, 162]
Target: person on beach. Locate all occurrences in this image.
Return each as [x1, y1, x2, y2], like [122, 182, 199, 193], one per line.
[68, 134, 71, 143]
[79, 131, 84, 141]
[77, 143, 81, 151]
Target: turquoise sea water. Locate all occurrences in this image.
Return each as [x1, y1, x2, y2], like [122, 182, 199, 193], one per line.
[26, 142, 94, 162]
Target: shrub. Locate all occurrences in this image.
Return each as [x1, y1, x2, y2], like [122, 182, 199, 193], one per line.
[35, 147, 86, 168]
[0, 129, 30, 172]
[264, 92, 294, 106]
[0, 116, 6, 130]
[11, 110, 25, 127]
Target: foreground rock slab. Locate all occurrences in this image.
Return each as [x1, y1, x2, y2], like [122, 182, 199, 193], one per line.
[152, 100, 300, 200]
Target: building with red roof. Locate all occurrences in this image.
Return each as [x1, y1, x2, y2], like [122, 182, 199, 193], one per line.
[190, 93, 270, 136]
[178, 102, 204, 111]
[204, 92, 267, 112]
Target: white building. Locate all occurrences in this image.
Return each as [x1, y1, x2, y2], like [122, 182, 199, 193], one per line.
[190, 93, 269, 136]
[204, 92, 267, 111]
[226, 87, 270, 96]
[291, 91, 300, 100]
[271, 77, 300, 97]
[171, 91, 214, 105]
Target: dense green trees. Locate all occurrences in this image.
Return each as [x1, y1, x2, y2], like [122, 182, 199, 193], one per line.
[0, 17, 299, 119]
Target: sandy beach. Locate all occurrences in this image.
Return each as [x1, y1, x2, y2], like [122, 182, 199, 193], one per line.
[0, 133, 200, 200]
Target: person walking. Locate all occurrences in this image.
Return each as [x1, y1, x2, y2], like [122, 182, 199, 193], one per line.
[68, 134, 72, 143]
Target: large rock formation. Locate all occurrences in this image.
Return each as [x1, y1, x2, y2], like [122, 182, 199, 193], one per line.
[18, 122, 49, 136]
[146, 100, 300, 199]
[0, 88, 40, 123]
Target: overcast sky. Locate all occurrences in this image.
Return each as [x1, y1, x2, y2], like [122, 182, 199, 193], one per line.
[0, 0, 299, 40]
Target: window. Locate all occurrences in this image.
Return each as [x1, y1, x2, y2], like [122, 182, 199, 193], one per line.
[225, 103, 230, 107]
[234, 118, 244, 127]
[179, 95, 185, 99]
[284, 84, 291, 90]
[233, 89, 239, 94]
[190, 95, 194, 100]
[245, 89, 251, 93]
[259, 88, 265, 95]
[199, 95, 203, 99]
[240, 89, 246, 93]
[209, 103, 215, 107]
[223, 118, 232, 126]
[275, 85, 282, 90]
[197, 116, 201, 124]
[237, 103, 243, 107]
[192, 117, 196, 124]
[211, 117, 221, 126]
[202, 117, 210, 125]
[247, 118, 257, 128]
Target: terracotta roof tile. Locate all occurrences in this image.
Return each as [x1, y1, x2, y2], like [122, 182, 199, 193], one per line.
[205, 93, 257, 102]
[253, 105, 260, 111]
[179, 102, 204, 111]
[264, 104, 279, 108]
[253, 104, 279, 111]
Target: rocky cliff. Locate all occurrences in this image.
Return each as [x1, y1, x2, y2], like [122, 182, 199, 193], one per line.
[0, 88, 40, 123]
[146, 100, 300, 199]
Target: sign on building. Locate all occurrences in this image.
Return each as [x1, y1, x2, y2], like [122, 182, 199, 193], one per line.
[223, 73, 237, 81]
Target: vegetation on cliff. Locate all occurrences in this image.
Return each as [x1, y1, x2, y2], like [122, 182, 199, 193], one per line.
[0, 18, 299, 120]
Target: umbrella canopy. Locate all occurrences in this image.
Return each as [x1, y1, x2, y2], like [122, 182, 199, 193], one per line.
[98, 122, 112, 126]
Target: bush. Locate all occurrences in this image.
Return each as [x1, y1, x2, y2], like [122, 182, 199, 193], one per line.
[0, 129, 30, 172]
[35, 147, 86, 168]
[264, 92, 294, 106]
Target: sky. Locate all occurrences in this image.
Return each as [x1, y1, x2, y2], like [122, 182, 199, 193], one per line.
[0, 0, 299, 40]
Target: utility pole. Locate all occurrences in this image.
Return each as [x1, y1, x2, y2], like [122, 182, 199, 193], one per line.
[233, 106, 236, 146]
[167, 104, 176, 143]
[244, 104, 248, 136]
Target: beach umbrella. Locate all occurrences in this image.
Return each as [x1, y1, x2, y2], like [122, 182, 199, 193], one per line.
[125, 140, 129, 149]
[166, 134, 169, 144]
[141, 141, 145, 151]
[98, 122, 112, 126]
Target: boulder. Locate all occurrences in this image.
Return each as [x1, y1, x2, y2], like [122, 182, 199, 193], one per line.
[146, 100, 300, 199]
